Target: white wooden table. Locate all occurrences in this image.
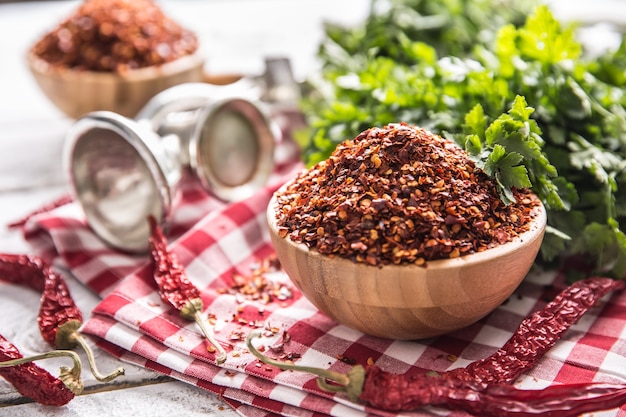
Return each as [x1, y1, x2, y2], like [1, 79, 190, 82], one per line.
[0, 1, 622, 416]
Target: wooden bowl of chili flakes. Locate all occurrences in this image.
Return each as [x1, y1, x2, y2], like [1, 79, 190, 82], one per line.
[268, 123, 546, 340]
[27, 0, 204, 119]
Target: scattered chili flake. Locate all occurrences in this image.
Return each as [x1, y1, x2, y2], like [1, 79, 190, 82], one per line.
[269, 343, 284, 354]
[264, 322, 281, 335]
[274, 123, 540, 266]
[229, 330, 246, 342]
[337, 354, 357, 366]
[279, 352, 302, 361]
[31, 0, 198, 73]
[221, 255, 293, 305]
[248, 320, 264, 328]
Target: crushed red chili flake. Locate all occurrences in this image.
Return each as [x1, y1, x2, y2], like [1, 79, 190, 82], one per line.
[229, 330, 246, 342]
[248, 331, 302, 369]
[223, 255, 294, 304]
[269, 343, 284, 354]
[264, 322, 281, 335]
[337, 354, 357, 366]
[31, 0, 198, 73]
[279, 352, 302, 362]
[274, 123, 541, 266]
[267, 331, 293, 353]
[248, 320, 265, 328]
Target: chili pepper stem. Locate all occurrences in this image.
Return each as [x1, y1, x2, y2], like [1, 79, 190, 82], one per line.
[73, 333, 125, 382]
[192, 310, 227, 365]
[0, 349, 84, 395]
[245, 331, 366, 402]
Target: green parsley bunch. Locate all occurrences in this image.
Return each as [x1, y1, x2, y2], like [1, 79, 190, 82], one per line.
[298, 1, 626, 278]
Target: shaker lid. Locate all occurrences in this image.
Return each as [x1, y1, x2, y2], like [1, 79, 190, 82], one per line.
[189, 98, 277, 202]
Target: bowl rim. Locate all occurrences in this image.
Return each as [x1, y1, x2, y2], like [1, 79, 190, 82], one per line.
[26, 48, 205, 81]
[267, 182, 547, 272]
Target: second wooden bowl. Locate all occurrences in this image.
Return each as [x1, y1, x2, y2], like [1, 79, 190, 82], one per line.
[27, 51, 205, 119]
[267, 191, 547, 340]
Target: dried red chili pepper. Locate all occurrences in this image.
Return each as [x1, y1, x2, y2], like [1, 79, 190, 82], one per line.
[361, 369, 626, 416]
[147, 215, 227, 364]
[247, 277, 625, 416]
[0, 253, 124, 382]
[448, 276, 626, 384]
[7, 194, 73, 229]
[0, 253, 46, 291]
[37, 262, 84, 348]
[0, 333, 82, 406]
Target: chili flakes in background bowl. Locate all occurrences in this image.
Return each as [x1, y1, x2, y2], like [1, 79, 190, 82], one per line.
[27, 0, 204, 118]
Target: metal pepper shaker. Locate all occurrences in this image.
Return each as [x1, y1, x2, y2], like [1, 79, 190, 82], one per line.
[64, 81, 278, 253]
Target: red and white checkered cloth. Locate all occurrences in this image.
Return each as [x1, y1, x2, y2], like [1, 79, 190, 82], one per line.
[15, 118, 626, 417]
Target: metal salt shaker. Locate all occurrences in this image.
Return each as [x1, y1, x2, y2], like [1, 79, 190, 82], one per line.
[64, 79, 279, 253]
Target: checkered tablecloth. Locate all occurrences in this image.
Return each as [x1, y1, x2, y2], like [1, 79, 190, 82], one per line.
[15, 120, 626, 417]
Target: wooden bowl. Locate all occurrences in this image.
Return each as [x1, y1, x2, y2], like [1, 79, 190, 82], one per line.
[27, 51, 205, 119]
[267, 190, 547, 340]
